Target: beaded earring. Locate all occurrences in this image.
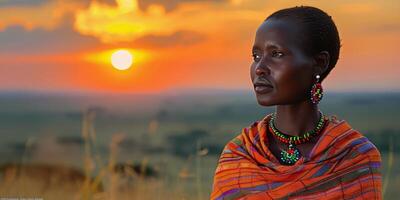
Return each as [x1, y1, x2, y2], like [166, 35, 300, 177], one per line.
[310, 75, 323, 104]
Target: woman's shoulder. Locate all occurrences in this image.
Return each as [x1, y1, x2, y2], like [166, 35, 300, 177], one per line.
[326, 115, 382, 161]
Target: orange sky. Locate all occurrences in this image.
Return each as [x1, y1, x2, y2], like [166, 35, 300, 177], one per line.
[0, 0, 399, 93]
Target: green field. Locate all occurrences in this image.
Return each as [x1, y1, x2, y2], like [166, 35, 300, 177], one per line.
[0, 90, 399, 199]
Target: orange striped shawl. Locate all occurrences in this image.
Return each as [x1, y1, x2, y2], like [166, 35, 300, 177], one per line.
[211, 114, 382, 200]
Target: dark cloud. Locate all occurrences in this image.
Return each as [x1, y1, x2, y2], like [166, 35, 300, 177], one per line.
[130, 30, 206, 48]
[0, 0, 116, 8]
[137, 0, 227, 12]
[96, 0, 117, 6]
[0, 13, 205, 55]
[0, 0, 49, 7]
[0, 17, 102, 54]
[0, 0, 227, 12]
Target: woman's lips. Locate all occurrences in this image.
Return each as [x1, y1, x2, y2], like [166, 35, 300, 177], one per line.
[254, 85, 273, 94]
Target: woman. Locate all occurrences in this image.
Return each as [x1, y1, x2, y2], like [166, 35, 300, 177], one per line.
[211, 6, 382, 200]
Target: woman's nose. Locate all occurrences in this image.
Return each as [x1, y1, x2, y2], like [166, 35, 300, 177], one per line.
[255, 66, 267, 76]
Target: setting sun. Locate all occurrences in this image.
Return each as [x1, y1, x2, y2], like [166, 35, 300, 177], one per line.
[111, 50, 133, 70]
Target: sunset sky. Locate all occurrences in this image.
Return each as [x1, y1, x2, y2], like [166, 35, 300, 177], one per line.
[0, 0, 399, 93]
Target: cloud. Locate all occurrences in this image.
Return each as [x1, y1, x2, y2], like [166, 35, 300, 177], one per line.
[0, 0, 259, 44]
[0, 17, 102, 54]
[0, 0, 49, 7]
[74, 0, 263, 43]
[0, 1, 84, 30]
[130, 30, 205, 48]
[0, 0, 117, 31]
[137, 0, 227, 12]
[0, 14, 206, 56]
[0, 0, 116, 8]
[0, 0, 229, 12]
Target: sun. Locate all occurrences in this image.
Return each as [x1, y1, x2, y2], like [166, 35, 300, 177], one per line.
[111, 50, 133, 70]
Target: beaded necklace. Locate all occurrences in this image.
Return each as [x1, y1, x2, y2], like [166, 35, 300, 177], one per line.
[268, 110, 327, 165]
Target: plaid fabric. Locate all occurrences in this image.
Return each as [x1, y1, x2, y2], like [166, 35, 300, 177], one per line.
[210, 114, 382, 200]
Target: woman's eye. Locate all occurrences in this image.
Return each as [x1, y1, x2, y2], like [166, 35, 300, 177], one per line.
[272, 51, 284, 58]
[252, 53, 261, 62]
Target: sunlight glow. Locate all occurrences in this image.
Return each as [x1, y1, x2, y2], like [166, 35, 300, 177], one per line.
[111, 50, 133, 70]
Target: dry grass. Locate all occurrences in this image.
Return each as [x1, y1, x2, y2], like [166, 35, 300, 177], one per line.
[0, 108, 210, 200]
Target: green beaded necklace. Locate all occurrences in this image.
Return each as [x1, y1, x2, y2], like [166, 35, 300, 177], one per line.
[268, 110, 327, 165]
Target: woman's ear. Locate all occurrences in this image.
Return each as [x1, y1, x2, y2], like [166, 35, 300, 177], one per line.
[313, 51, 330, 75]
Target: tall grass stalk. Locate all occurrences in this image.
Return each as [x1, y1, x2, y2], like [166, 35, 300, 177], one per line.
[81, 110, 95, 200]
[108, 133, 125, 200]
[196, 139, 203, 200]
[18, 137, 35, 195]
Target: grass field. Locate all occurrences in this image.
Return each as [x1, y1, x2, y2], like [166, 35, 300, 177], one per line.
[0, 90, 399, 199]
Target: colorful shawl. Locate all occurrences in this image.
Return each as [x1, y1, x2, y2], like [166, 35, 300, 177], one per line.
[211, 114, 382, 200]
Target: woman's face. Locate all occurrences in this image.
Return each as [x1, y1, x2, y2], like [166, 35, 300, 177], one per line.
[250, 19, 316, 106]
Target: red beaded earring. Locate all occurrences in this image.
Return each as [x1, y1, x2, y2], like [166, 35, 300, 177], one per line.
[310, 75, 323, 104]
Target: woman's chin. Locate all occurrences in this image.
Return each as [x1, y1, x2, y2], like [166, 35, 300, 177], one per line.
[255, 96, 275, 106]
